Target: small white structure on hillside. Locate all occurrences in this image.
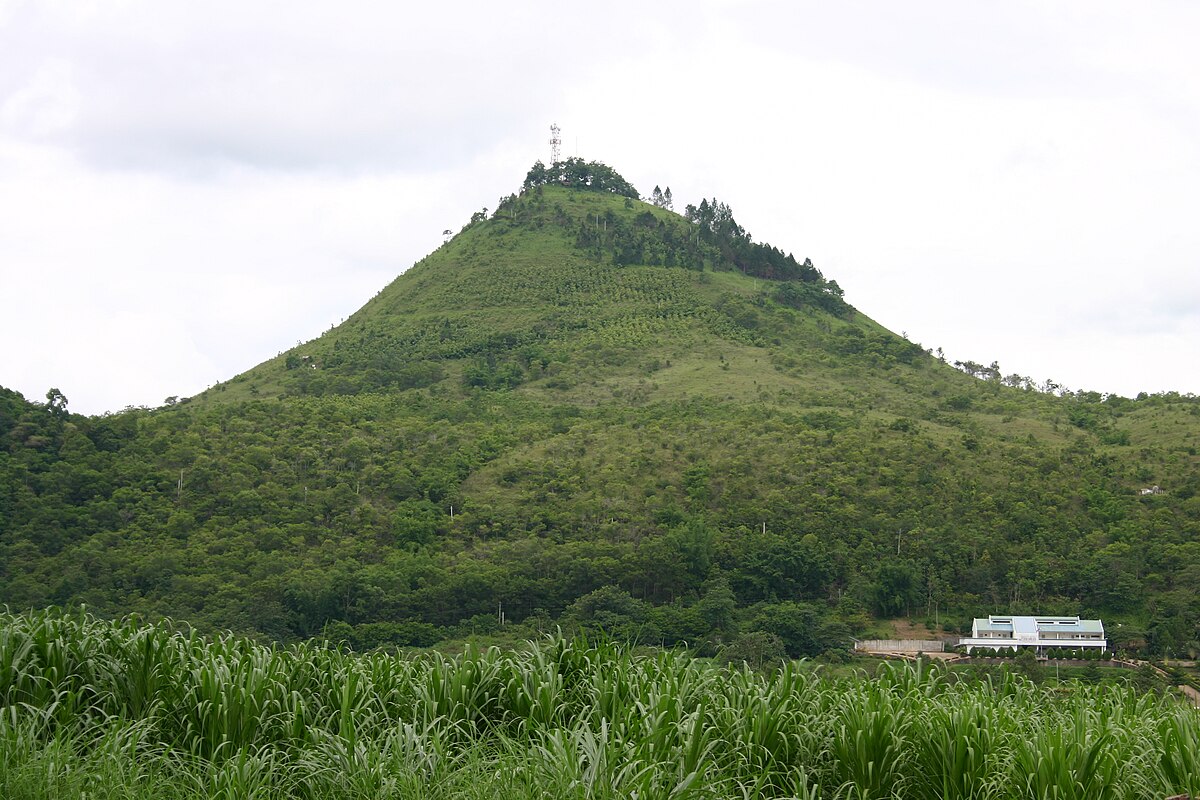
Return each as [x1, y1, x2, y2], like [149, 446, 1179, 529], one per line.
[958, 615, 1106, 654]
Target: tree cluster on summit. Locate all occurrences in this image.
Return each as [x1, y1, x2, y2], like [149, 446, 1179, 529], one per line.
[523, 158, 640, 198]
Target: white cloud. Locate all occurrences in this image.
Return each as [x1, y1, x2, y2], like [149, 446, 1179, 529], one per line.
[0, 1, 671, 173]
[1, 58, 79, 137]
[0, 1, 1197, 413]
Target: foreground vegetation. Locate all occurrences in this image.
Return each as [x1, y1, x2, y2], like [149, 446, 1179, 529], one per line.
[2, 610, 1199, 799]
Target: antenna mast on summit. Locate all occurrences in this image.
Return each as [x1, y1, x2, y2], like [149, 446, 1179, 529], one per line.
[549, 123, 562, 164]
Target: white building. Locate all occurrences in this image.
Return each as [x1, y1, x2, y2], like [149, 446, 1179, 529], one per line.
[958, 615, 1106, 654]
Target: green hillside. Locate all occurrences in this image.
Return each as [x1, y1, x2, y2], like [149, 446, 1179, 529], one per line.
[2, 162, 1198, 655]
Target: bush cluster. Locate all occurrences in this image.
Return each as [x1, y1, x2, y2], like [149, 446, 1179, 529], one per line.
[966, 646, 1112, 660]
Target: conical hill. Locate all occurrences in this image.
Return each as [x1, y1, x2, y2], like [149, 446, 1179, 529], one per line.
[218, 180, 923, 413]
[1, 162, 1197, 651]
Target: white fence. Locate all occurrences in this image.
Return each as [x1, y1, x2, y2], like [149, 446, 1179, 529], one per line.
[855, 639, 945, 653]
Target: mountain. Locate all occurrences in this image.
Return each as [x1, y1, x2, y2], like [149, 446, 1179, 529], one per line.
[2, 161, 1198, 656]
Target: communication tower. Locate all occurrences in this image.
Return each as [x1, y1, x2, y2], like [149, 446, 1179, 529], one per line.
[549, 123, 561, 164]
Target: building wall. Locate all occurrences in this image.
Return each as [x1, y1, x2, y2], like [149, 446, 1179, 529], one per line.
[959, 637, 1107, 653]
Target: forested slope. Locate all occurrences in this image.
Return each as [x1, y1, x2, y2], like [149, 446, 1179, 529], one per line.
[2, 163, 1198, 655]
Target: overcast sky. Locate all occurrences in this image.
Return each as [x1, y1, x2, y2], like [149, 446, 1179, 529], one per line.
[1, 1, 1197, 415]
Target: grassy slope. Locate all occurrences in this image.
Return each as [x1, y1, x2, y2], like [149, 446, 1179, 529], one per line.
[207, 187, 1085, 466]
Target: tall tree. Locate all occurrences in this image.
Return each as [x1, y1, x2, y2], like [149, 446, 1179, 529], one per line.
[45, 388, 68, 418]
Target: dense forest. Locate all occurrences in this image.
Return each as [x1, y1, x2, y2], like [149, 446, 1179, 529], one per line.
[1, 163, 1198, 656]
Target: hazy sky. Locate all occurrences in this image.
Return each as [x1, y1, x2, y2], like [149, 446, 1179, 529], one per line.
[2, 1, 1197, 415]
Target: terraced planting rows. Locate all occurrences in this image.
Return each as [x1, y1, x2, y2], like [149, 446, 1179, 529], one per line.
[2, 610, 1198, 799]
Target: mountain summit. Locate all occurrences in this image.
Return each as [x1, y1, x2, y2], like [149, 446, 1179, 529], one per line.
[217, 159, 906, 407]
[1, 160, 1197, 654]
